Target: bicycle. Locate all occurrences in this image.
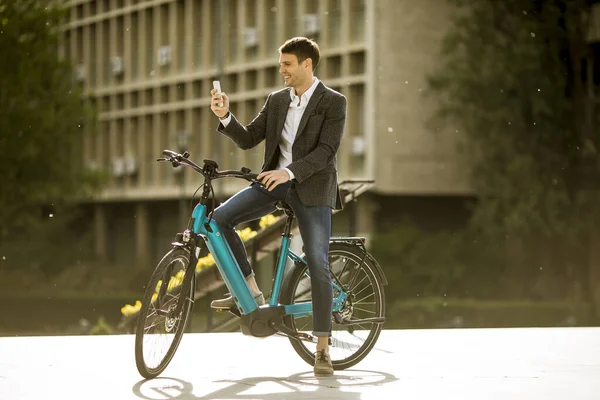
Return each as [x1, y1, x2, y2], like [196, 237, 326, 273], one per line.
[134, 149, 388, 379]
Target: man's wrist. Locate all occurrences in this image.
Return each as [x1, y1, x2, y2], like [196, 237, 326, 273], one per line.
[284, 167, 295, 181]
[219, 111, 230, 120]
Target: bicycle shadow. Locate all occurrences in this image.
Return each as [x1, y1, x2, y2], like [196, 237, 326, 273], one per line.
[132, 369, 398, 400]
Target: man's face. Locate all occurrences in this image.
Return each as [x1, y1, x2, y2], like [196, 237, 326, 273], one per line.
[279, 53, 309, 88]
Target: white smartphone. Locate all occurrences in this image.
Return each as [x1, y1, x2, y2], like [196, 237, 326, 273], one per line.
[212, 80, 223, 107]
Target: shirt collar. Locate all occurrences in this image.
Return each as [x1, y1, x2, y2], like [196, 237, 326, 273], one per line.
[290, 77, 320, 103]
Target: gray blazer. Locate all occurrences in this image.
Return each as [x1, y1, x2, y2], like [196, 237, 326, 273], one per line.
[217, 82, 347, 210]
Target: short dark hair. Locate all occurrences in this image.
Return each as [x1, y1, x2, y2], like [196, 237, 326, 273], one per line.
[278, 37, 320, 71]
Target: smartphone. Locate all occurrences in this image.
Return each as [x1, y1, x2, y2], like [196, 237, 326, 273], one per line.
[213, 80, 223, 107]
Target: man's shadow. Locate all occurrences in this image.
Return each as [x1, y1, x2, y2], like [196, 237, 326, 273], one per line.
[132, 369, 398, 400]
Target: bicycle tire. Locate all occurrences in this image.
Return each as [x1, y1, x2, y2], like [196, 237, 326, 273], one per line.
[282, 243, 385, 370]
[134, 247, 195, 379]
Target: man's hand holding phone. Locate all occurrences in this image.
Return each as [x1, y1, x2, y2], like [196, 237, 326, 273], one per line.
[210, 80, 229, 119]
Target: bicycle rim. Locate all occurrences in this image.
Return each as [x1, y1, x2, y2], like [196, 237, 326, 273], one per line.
[135, 248, 194, 378]
[286, 245, 385, 369]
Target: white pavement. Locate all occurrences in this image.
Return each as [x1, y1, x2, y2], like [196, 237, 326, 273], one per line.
[1, 328, 599, 400]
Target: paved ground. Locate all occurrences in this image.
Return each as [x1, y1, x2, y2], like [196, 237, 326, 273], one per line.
[1, 328, 599, 399]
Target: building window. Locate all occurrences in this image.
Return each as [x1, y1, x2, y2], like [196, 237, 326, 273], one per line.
[348, 84, 366, 176]
[349, 51, 366, 75]
[90, 24, 97, 87]
[144, 115, 153, 183]
[176, 83, 186, 102]
[226, 73, 239, 93]
[328, 0, 342, 46]
[350, 0, 366, 43]
[266, 0, 278, 52]
[131, 12, 139, 80]
[327, 55, 342, 79]
[145, 8, 154, 77]
[265, 66, 278, 88]
[193, 2, 203, 69]
[144, 89, 154, 106]
[228, 0, 239, 63]
[245, 70, 258, 91]
[131, 91, 139, 108]
[176, 1, 185, 71]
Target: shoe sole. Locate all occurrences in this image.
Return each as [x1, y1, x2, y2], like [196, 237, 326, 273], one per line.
[210, 301, 265, 310]
[210, 295, 265, 310]
[210, 305, 234, 310]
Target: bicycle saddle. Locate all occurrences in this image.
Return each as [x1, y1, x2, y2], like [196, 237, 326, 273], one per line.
[275, 201, 294, 216]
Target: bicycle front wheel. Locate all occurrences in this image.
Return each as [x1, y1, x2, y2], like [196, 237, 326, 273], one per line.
[134, 247, 195, 379]
[282, 243, 385, 370]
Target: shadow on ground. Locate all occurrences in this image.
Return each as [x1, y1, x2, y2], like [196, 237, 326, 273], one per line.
[132, 369, 398, 400]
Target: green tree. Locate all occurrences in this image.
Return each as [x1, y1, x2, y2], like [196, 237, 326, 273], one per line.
[427, 1, 599, 307]
[0, 0, 98, 244]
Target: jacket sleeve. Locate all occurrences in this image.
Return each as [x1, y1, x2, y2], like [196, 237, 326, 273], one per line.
[287, 94, 347, 183]
[216, 93, 271, 150]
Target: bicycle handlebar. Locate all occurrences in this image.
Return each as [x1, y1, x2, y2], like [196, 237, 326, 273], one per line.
[157, 149, 261, 185]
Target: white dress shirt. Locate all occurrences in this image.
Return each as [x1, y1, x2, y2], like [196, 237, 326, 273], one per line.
[220, 77, 321, 180]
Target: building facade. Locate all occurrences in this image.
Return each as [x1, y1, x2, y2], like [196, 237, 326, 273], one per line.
[61, 0, 474, 267]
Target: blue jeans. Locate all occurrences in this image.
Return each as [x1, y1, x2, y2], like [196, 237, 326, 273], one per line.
[212, 181, 333, 337]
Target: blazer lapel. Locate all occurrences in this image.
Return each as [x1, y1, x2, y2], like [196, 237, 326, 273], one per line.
[276, 89, 292, 136]
[294, 83, 326, 142]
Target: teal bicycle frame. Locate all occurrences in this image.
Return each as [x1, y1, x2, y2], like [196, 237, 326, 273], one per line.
[191, 202, 347, 319]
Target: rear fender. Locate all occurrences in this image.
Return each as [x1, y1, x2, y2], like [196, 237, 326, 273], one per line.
[328, 239, 388, 286]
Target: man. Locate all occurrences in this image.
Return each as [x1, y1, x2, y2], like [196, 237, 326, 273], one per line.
[209, 37, 346, 376]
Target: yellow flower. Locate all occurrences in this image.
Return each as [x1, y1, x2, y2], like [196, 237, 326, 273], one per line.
[120, 305, 130, 316]
[168, 275, 182, 291]
[196, 253, 216, 272]
[236, 227, 257, 241]
[259, 214, 280, 229]
[121, 300, 142, 317]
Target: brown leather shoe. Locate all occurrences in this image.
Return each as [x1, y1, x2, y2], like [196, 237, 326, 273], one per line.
[314, 349, 333, 376]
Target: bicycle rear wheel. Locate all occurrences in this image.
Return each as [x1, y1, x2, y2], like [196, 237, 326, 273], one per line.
[282, 243, 385, 370]
[135, 247, 195, 379]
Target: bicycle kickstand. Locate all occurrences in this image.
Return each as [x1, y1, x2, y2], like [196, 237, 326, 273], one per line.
[271, 320, 332, 345]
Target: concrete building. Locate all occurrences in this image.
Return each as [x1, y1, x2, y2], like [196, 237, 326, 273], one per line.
[60, 0, 475, 267]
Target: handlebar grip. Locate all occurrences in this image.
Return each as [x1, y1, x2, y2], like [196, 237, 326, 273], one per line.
[162, 149, 178, 158]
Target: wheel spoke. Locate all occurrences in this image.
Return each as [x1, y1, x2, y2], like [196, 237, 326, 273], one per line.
[355, 300, 376, 306]
[337, 258, 352, 282]
[146, 309, 158, 318]
[298, 319, 311, 331]
[353, 323, 370, 331]
[349, 274, 368, 293]
[144, 317, 167, 332]
[353, 283, 374, 300]
[352, 307, 376, 314]
[346, 266, 363, 292]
